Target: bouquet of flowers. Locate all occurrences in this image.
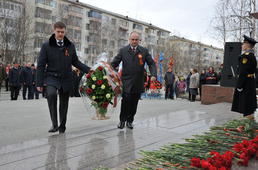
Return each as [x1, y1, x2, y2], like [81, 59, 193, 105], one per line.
[79, 53, 122, 120]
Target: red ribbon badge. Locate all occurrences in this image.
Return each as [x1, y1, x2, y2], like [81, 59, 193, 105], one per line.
[138, 54, 143, 66]
[65, 48, 69, 56]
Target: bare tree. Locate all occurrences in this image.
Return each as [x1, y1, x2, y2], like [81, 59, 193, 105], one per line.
[0, 0, 34, 64]
[209, 0, 257, 46]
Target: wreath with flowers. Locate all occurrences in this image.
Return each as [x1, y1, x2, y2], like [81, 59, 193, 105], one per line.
[80, 65, 122, 118]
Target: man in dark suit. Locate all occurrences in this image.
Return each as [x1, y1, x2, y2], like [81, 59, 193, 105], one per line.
[9, 61, 20, 100]
[111, 32, 157, 129]
[231, 35, 257, 116]
[21, 61, 33, 100]
[37, 21, 93, 134]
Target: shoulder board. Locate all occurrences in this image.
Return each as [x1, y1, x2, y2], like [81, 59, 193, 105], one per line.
[245, 52, 249, 55]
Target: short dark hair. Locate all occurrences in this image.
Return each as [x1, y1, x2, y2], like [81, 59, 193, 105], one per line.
[13, 61, 18, 64]
[193, 68, 198, 73]
[54, 21, 66, 30]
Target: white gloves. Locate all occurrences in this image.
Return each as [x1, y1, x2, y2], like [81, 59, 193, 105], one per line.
[237, 88, 243, 92]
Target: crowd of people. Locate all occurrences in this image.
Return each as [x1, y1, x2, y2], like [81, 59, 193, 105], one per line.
[149, 65, 221, 102]
[0, 61, 84, 100]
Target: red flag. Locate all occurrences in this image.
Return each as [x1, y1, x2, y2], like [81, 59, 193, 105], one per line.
[154, 54, 158, 68]
[169, 55, 173, 69]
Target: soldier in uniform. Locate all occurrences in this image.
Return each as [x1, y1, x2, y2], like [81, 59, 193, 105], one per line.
[231, 35, 257, 116]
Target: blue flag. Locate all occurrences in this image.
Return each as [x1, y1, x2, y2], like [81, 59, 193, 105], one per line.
[158, 51, 163, 83]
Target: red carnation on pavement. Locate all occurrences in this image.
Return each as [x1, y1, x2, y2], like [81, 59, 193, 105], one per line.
[98, 66, 103, 71]
[191, 157, 201, 168]
[86, 74, 91, 78]
[87, 89, 92, 94]
[97, 80, 103, 85]
[102, 102, 108, 108]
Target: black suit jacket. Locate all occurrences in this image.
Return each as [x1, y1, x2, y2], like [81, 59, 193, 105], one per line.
[37, 34, 91, 92]
[111, 44, 157, 93]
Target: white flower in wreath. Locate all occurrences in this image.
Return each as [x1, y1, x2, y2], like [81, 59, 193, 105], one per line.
[101, 85, 105, 89]
[106, 94, 111, 99]
[83, 83, 87, 86]
[92, 77, 97, 81]
[92, 96, 96, 100]
[103, 76, 107, 79]
[91, 85, 96, 89]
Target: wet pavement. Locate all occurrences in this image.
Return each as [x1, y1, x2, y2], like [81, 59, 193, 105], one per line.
[0, 89, 257, 169]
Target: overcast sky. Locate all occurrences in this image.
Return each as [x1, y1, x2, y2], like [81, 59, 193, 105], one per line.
[80, 0, 221, 48]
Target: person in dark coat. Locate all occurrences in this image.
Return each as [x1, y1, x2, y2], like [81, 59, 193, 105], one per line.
[9, 61, 20, 100]
[256, 68, 258, 88]
[231, 35, 257, 116]
[36, 21, 93, 134]
[205, 66, 218, 84]
[31, 64, 39, 99]
[0, 62, 4, 92]
[164, 67, 175, 100]
[199, 69, 206, 100]
[186, 70, 192, 100]
[21, 61, 33, 100]
[111, 31, 157, 129]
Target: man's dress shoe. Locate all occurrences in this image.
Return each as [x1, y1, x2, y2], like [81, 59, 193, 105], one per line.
[48, 126, 58, 133]
[126, 122, 134, 129]
[59, 128, 66, 134]
[117, 121, 125, 129]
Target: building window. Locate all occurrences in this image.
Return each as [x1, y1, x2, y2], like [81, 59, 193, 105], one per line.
[75, 43, 81, 52]
[118, 39, 127, 47]
[35, 22, 52, 34]
[62, 4, 68, 13]
[110, 41, 115, 47]
[86, 24, 89, 30]
[85, 36, 89, 43]
[88, 10, 102, 19]
[74, 30, 81, 39]
[133, 23, 143, 31]
[68, 16, 82, 27]
[89, 20, 101, 30]
[102, 39, 107, 45]
[84, 48, 89, 54]
[69, 5, 82, 14]
[102, 15, 109, 23]
[35, 7, 52, 20]
[52, 16, 57, 22]
[34, 38, 44, 48]
[102, 27, 108, 34]
[111, 18, 116, 25]
[61, 18, 68, 25]
[119, 20, 129, 27]
[50, 1, 57, 8]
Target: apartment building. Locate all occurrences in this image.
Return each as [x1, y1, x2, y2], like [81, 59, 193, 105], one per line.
[169, 35, 224, 74]
[0, 0, 170, 66]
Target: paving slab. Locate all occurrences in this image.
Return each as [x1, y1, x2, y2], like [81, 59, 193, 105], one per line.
[0, 88, 256, 170]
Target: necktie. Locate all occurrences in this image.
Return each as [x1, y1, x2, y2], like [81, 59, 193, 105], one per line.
[133, 47, 135, 54]
[58, 41, 63, 47]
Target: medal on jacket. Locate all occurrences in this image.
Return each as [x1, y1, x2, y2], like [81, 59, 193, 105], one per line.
[65, 48, 69, 56]
[242, 58, 247, 64]
[138, 54, 143, 66]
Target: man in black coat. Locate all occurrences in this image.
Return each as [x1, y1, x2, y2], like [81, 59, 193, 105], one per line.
[9, 61, 20, 100]
[231, 35, 257, 116]
[164, 67, 175, 100]
[21, 61, 33, 100]
[111, 32, 157, 129]
[37, 21, 93, 134]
